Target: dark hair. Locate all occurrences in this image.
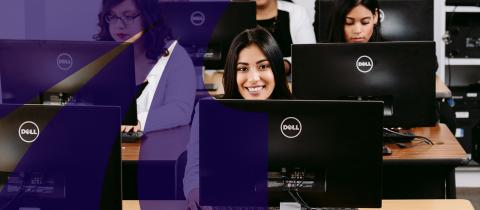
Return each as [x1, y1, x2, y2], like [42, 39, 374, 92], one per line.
[94, 0, 172, 61]
[223, 27, 293, 99]
[327, 0, 382, 43]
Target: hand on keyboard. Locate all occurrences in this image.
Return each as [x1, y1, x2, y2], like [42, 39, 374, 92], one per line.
[121, 121, 142, 132]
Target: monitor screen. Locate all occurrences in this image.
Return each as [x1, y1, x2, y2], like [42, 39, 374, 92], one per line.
[158, 1, 256, 69]
[0, 39, 137, 125]
[199, 99, 383, 208]
[315, 0, 434, 42]
[0, 104, 121, 210]
[292, 42, 437, 128]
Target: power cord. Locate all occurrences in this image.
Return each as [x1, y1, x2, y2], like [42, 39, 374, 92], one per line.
[281, 168, 313, 210]
[383, 128, 434, 145]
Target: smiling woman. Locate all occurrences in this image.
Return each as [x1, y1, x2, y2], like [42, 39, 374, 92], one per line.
[223, 27, 293, 100]
[183, 27, 292, 210]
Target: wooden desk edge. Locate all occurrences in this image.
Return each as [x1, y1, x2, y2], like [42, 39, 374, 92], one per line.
[122, 199, 474, 210]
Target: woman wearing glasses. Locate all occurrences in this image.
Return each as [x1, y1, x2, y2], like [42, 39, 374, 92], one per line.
[95, 0, 196, 133]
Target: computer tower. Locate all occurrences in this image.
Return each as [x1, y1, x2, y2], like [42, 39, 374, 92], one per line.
[451, 86, 480, 154]
[472, 121, 480, 163]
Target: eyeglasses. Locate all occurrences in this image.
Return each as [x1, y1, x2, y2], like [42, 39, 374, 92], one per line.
[105, 13, 141, 25]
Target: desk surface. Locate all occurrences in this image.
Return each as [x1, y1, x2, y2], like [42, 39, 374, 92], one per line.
[122, 199, 474, 210]
[122, 125, 190, 161]
[121, 124, 467, 163]
[203, 71, 452, 98]
[384, 123, 467, 164]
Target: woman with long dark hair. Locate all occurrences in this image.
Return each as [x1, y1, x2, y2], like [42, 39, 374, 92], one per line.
[95, 0, 196, 133]
[183, 27, 292, 210]
[222, 26, 293, 100]
[327, 0, 382, 43]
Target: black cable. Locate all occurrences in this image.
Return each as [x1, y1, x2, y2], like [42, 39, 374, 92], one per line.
[287, 190, 302, 206]
[295, 191, 312, 210]
[383, 128, 434, 145]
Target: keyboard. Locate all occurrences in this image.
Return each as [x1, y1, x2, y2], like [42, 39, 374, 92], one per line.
[121, 131, 143, 142]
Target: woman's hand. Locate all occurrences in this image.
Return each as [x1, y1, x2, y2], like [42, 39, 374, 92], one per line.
[121, 121, 142, 132]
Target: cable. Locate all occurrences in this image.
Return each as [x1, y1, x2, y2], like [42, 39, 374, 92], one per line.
[383, 128, 434, 145]
[295, 191, 312, 210]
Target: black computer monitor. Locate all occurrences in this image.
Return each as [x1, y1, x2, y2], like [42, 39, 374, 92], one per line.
[199, 99, 383, 208]
[0, 39, 137, 125]
[292, 42, 437, 128]
[315, 0, 434, 42]
[0, 104, 121, 210]
[158, 1, 256, 69]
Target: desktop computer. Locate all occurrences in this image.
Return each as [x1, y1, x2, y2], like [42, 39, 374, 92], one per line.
[0, 39, 138, 125]
[199, 99, 383, 208]
[292, 42, 437, 128]
[158, 1, 257, 69]
[315, 0, 434, 42]
[0, 104, 121, 210]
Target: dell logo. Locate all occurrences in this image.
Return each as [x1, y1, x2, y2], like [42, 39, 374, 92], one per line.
[18, 121, 40, 143]
[57, 53, 73, 71]
[283, 124, 300, 131]
[356, 55, 374, 73]
[379, 9, 385, 23]
[190, 11, 205, 26]
[280, 117, 302, 139]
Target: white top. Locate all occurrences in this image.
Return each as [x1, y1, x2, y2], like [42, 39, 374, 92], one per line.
[290, 0, 315, 22]
[277, 0, 316, 63]
[277, 0, 316, 44]
[136, 41, 178, 130]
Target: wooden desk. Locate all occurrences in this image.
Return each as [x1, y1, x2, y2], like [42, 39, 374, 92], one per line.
[122, 199, 474, 210]
[122, 125, 190, 161]
[122, 124, 467, 199]
[382, 123, 468, 199]
[203, 72, 452, 99]
[203, 70, 225, 96]
[121, 125, 190, 200]
[385, 123, 466, 162]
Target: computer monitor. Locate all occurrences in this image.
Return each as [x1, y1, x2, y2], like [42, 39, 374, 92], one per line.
[0, 104, 121, 210]
[199, 99, 383, 208]
[158, 1, 256, 69]
[0, 39, 137, 125]
[315, 0, 434, 42]
[292, 42, 437, 128]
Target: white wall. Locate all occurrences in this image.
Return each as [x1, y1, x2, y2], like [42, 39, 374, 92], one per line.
[434, 0, 446, 82]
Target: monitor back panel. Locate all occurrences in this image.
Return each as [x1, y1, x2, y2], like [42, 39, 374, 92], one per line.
[0, 104, 121, 210]
[292, 42, 437, 128]
[199, 99, 383, 208]
[0, 39, 137, 124]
